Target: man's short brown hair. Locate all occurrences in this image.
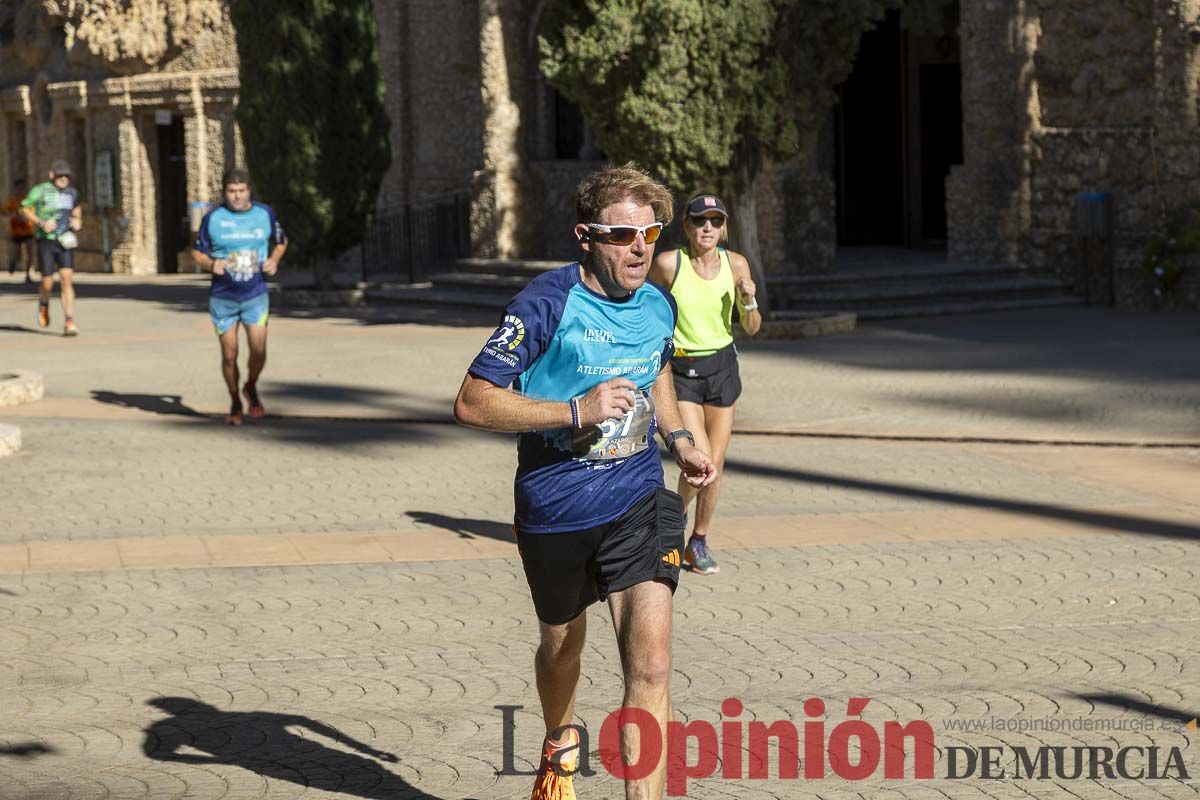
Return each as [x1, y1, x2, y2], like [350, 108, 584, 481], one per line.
[222, 167, 252, 189]
[575, 162, 674, 226]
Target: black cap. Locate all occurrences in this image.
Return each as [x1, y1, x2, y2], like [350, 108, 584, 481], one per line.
[51, 160, 72, 178]
[686, 194, 727, 217]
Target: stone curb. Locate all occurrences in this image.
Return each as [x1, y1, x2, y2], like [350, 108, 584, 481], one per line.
[749, 311, 858, 339]
[0, 424, 21, 457]
[0, 370, 44, 407]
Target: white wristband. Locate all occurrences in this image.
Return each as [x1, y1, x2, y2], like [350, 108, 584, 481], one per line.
[743, 300, 758, 312]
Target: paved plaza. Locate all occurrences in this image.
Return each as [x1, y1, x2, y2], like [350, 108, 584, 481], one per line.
[1, 273, 1199, 798]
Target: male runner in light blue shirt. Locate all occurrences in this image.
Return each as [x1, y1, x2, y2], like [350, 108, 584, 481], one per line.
[456, 164, 717, 800]
[192, 168, 287, 425]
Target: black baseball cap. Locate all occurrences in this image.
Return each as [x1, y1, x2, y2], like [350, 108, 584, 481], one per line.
[686, 194, 727, 217]
[51, 160, 72, 177]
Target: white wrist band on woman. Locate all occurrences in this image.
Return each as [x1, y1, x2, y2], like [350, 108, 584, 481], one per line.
[743, 300, 758, 312]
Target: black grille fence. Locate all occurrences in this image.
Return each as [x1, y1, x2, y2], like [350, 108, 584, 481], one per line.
[361, 193, 471, 283]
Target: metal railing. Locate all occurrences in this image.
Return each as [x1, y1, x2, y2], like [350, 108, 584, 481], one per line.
[360, 192, 471, 284]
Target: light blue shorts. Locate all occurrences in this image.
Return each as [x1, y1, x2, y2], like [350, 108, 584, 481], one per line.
[210, 292, 270, 335]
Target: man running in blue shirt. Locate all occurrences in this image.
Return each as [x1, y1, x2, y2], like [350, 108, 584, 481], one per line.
[456, 164, 717, 800]
[191, 169, 287, 425]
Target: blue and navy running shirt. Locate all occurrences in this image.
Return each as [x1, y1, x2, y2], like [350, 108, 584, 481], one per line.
[468, 263, 678, 534]
[194, 202, 285, 301]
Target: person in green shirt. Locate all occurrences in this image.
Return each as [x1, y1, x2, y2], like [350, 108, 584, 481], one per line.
[21, 160, 83, 336]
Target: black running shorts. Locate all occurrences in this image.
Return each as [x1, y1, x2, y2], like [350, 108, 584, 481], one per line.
[672, 345, 741, 407]
[515, 487, 686, 625]
[37, 239, 74, 273]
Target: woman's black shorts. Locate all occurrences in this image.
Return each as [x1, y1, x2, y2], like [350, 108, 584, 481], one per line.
[672, 344, 741, 407]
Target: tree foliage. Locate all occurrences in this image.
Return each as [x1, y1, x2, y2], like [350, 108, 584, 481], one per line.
[230, 0, 391, 268]
[538, 0, 955, 195]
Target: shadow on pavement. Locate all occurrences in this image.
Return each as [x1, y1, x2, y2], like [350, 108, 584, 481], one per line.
[2, 276, 501, 328]
[407, 511, 514, 541]
[91, 390, 206, 417]
[723, 458, 1200, 541]
[267, 381, 407, 407]
[0, 278, 210, 314]
[291, 304, 500, 328]
[143, 697, 446, 800]
[1074, 692, 1197, 726]
[169, 415, 450, 449]
[0, 742, 57, 759]
[746, 307, 1200, 385]
[0, 324, 61, 337]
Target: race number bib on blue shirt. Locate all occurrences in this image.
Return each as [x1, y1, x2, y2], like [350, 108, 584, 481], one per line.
[573, 389, 655, 460]
[466, 263, 678, 534]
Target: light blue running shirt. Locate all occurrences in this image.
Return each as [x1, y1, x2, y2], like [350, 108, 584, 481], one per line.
[194, 202, 285, 301]
[468, 263, 678, 533]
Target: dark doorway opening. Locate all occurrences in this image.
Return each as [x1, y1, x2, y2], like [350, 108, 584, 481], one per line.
[836, 12, 905, 247]
[155, 116, 187, 273]
[919, 62, 962, 240]
[835, 7, 962, 249]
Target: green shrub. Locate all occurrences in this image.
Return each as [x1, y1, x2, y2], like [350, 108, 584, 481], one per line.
[1141, 204, 1200, 300]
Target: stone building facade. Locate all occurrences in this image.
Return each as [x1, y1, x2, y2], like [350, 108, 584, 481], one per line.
[379, 0, 1200, 309]
[947, 0, 1200, 308]
[371, 0, 832, 268]
[6, 0, 1199, 308]
[0, 0, 240, 274]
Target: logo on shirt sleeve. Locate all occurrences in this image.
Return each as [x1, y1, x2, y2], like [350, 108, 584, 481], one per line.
[488, 315, 525, 351]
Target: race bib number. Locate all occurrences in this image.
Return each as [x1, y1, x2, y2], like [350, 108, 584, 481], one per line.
[573, 389, 655, 461]
[227, 250, 260, 282]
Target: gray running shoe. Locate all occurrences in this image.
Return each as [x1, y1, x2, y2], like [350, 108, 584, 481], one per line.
[684, 534, 719, 575]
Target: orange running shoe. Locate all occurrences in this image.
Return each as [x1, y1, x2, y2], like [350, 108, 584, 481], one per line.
[37, 300, 49, 328]
[531, 728, 580, 800]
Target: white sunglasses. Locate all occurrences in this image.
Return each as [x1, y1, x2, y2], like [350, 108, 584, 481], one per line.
[585, 222, 665, 245]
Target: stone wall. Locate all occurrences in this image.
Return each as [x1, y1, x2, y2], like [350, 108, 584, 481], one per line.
[946, 0, 1038, 270]
[527, 160, 601, 262]
[770, 145, 837, 275]
[374, 0, 483, 208]
[948, 0, 1200, 309]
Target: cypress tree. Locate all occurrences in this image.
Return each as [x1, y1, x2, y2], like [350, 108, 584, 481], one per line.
[229, 0, 392, 277]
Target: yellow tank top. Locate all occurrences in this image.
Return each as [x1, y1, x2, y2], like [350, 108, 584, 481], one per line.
[670, 248, 735, 355]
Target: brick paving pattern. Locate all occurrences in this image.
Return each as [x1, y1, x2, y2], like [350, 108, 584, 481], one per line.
[1, 275, 1198, 798]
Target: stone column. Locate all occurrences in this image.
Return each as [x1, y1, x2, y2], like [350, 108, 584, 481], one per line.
[187, 75, 209, 202]
[115, 112, 157, 275]
[1152, 0, 1200, 209]
[475, 0, 539, 258]
[946, 0, 1040, 267]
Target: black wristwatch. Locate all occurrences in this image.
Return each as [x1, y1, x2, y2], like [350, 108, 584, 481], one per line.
[664, 429, 695, 454]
